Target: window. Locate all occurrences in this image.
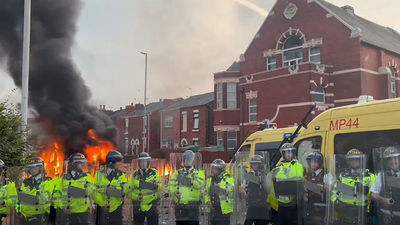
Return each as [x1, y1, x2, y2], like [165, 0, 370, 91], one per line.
[390, 67, 398, 98]
[217, 84, 223, 109]
[296, 136, 322, 168]
[227, 83, 237, 109]
[309, 47, 321, 64]
[334, 130, 400, 171]
[124, 118, 129, 134]
[314, 85, 325, 103]
[217, 132, 224, 147]
[267, 57, 277, 70]
[283, 36, 303, 67]
[234, 144, 251, 162]
[181, 138, 188, 147]
[227, 131, 237, 152]
[124, 137, 129, 155]
[255, 142, 282, 168]
[182, 112, 187, 132]
[164, 116, 173, 128]
[249, 99, 257, 122]
[193, 113, 199, 130]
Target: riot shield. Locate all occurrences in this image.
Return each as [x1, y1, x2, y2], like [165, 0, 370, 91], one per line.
[269, 160, 304, 225]
[326, 154, 371, 225]
[373, 147, 400, 225]
[128, 157, 163, 225]
[55, 161, 97, 225]
[166, 152, 205, 224]
[303, 156, 330, 225]
[233, 151, 271, 225]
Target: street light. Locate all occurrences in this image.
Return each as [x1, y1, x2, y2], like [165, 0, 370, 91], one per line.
[140, 51, 148, 153]
[21, 0, 31, 131]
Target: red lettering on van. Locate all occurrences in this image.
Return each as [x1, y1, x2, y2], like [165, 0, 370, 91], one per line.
[329, 118, 359, 130]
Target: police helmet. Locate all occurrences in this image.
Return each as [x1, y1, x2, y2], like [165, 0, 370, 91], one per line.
[383, 146, 400, 159]
[346, 149, 364, 159]
[306, 151, 323, 162]
[26, 157, 44, 168]
[0, 160, 6, 170]
[211, 159, 226, 170]
[106, 150, 124, 164]
[250, 155, 263, 164]
[280, 143, 296, 153]
[69, 153, 87, 164]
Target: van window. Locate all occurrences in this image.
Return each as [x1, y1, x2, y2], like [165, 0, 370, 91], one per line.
[255, 141, 281, 169]
[334, 129, 400, 172]
[235, 144, 251, 162]
[296, 136, 322, 168]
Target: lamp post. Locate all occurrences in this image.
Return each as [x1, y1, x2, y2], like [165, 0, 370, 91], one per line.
[21, 0, 31, 130]
[140, 52, 148, 152]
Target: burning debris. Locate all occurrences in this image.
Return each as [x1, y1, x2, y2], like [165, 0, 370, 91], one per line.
[0, 0, 117, 175]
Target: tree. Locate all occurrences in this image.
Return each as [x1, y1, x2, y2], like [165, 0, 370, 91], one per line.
[0, 101, 30, 167]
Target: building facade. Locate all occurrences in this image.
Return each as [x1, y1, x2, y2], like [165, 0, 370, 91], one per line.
[161, 92, 214, 150]
[214, 0, 400, 151]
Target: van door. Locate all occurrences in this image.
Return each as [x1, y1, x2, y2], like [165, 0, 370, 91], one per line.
[295, 132, 327, 167]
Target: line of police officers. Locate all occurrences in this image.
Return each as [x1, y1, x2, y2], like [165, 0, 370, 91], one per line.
[0, 143, 398, 225]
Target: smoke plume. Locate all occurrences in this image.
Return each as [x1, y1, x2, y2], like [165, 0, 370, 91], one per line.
[0, 0, 117, 154]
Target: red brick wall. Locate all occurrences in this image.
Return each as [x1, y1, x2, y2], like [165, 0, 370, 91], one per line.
[160, 109, 181, 149]
[181, 105, 210, 147]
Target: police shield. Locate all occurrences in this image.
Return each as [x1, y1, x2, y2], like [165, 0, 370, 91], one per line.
[326, 153, 372, 225]
[269, 158, 304, 225]
[233, 151, 271, 225]
[167, 151, 206, 224]
[373, 146, 400, 225]
[129, 155, 163, 225]
[303, 152, 329, 225]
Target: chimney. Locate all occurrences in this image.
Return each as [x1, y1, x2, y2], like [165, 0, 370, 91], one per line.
[120, 107, 123, 110]
[135, 104, 144, 110]
[342, 5, 354, 16]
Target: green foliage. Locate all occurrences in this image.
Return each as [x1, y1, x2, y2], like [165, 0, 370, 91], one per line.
[0, 101, 30, 167]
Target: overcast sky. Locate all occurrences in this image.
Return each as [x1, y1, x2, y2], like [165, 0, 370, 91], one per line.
[1, 0, 399, 111]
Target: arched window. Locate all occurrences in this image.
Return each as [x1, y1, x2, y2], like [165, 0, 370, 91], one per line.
[181, 138, 188, 147]
[390, 67, 398, 98]
[283, 36, 303, 67]
[314, 85, 325, 103]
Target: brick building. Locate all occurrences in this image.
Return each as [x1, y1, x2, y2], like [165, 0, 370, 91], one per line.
[160, 92, 214, 150]
[122, 99, 181, 156]
[214, 0, 400, 151]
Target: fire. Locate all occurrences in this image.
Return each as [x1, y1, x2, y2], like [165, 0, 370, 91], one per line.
[85, 129, 115, 164]
[38, 142, 65, 178]
[38, 129, 115, 178]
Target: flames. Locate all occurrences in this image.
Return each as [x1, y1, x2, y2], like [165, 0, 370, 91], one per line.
[38, 142, 65, 178]
[38, 129, 115, 178]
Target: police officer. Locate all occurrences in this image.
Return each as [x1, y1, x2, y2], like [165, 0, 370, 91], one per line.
[53, 153, 94, 225]
[0, 159, 17, 222]
[94, 150, 127, 225]
[303, 151, 331, 225]
[205, 159, 234, 225]
[243, 154, 270, 225]
[371, 146, 400, 225]
[128, 152, 162, 225]
[274, 143, 304, 225]
[168, 150, 205, 225]
[17, 157, 55, 225]
[330, 149, 375, 225]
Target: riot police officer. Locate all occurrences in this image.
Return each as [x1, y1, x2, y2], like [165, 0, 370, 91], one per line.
[94, 150, 127, 225]
[53, 153, 94, 225]
[303, 151, 329, 225]
[128, 152, 162, 225]
[205, 159, 234, 225]
[0, 159, 17, 223]
[371, 146, 400, 225]
[168, 150, 205, 225]
[17, 157, 55, 225]
[273, 143, 304, 225]
[243, 154, 270, 225]
[330, 149, 375, 225]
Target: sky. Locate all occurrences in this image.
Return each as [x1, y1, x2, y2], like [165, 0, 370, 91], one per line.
[1, 0, 400, 111]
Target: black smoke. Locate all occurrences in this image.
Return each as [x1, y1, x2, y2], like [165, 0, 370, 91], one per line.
[0, 0, 117, 154]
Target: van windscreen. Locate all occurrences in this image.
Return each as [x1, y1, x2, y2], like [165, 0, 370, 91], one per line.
[255, 141, 281, 169]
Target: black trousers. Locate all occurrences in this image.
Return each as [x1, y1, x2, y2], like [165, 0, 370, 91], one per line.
[210, 213, 230, 225]
[176, 221, 200, 225]
[133, 206, 159, 225]
[277, 205, 299, 225]
[20, 214, 49, 225]
[57, 212, 89, 225]
[244, 219, 269, 225]
[96, 205, 123, 225]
